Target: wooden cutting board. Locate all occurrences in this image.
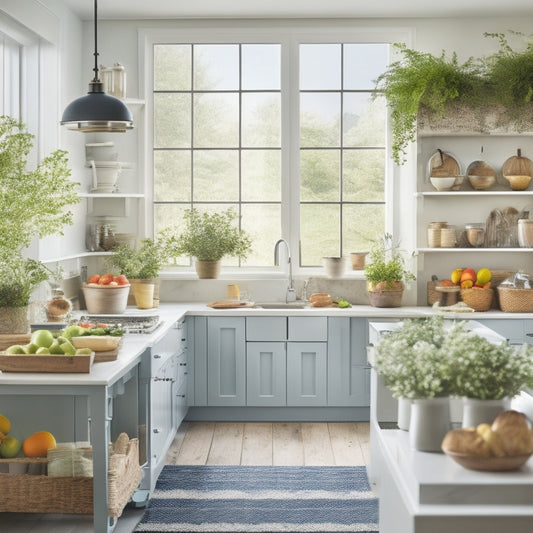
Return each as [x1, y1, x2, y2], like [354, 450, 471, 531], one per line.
[207, 300, 255, 309]
[0, 353, 94, 373]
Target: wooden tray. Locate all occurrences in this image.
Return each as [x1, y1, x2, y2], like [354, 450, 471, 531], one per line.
[0, 353, 94, 373]
[0, 334, 31, 351]
[207, 300, 255, 309]
[93, 347, 119, 363]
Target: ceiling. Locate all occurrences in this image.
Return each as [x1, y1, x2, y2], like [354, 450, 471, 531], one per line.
[61, 0, 533, 20]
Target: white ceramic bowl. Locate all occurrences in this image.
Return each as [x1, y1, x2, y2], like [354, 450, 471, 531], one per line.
[430, 176, 457, 191]
[82, 284, 130, 314]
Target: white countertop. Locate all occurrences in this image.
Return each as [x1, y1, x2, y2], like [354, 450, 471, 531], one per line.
[0, 302, 529, 387]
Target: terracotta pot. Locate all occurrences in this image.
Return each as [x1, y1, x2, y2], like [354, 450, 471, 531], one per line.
[0, 306, 29, 334]
[195, 260, 221, 279]
[128, 278, 160, 308]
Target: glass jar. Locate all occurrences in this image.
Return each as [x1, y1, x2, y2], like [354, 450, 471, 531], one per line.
[518, 219, 533, 247]
[427, 221, 447, 248]
[440, 226, 457, 248]
[465, 223, 485, 247]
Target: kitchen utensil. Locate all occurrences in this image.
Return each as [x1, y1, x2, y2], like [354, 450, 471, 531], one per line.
[428, 149, 461, 177]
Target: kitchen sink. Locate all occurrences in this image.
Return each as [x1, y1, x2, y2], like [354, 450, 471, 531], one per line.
[256, 302, 308, 309]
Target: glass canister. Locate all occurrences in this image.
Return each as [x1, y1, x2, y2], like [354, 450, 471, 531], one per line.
[440, 226, 457, 248]
[111, 63, 126, 99]
[427, 221, 447, 248]
[518, 219, 533, 247]
[465, 223, 485, 247]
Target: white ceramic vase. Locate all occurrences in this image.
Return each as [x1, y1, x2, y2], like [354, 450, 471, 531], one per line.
[409, 397, 451, 452]
[461, 397, 511, 428]
[397, 397, 412, 431]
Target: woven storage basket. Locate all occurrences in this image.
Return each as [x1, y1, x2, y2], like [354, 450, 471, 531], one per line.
[498, 287, 533, 313]
[0, 438, 141, 518]
[460, 288, 494, 311]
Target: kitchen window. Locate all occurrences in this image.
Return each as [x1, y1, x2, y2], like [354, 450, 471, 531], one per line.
[147, 28, 394, 271]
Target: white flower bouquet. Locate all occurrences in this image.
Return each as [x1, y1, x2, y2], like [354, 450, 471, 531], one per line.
[374, 316, 533, 400]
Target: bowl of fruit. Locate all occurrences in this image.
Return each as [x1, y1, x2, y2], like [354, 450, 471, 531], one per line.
[82, 273, 130, 314]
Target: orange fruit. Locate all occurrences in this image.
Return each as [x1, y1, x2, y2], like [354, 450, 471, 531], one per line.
[87, 274, 100, 284]
[22, 431, 57, 457]
[98, 273, 114, 285]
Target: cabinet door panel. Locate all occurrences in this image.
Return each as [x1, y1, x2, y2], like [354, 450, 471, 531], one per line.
[247, 342, 286, 406]
[287, 342, 327, 406]
[288, 317, 328, 341]
[207, 317, 246, 406]
[246, 317, 287, 341]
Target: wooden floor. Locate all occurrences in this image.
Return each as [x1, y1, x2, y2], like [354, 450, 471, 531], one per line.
[1, 422, 370, 532]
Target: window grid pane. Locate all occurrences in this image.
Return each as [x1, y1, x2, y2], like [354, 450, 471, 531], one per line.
[153, 43, 281, 267]
[299, 43, 387, 266]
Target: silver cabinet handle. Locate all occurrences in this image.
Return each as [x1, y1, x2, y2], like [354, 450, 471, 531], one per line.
[153, 354, 161, 359]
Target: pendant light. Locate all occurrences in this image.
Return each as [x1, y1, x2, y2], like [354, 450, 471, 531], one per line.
[61, 0, 133, 132]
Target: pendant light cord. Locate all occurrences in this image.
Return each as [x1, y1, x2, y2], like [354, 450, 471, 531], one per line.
[92, 0, 99, 83]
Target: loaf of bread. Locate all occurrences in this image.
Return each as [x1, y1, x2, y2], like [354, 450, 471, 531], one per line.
[442, 410, 533, 458]
[491, 410, 533, 456]
[309, 293, 333, 307]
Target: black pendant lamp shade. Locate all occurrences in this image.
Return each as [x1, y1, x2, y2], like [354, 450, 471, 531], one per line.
[61, 0, 133, 132]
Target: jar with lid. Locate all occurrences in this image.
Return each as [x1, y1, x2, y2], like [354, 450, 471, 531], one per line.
[465, 223, 485, 248]
[45, 289, 72, 322]
[427, 221, 447, 248]
[518, 219, 533, 247]
[440, 226, 457, 248]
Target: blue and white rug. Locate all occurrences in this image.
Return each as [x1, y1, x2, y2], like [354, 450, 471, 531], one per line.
[134, 465, 379, 532]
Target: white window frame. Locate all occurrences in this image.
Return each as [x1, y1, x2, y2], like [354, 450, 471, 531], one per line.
[140, 23, 412, 279]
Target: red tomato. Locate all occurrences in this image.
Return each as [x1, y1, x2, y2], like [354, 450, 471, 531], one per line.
[114, 274, 129, 286]
[98, 273, 114, 285]
[87, 274, 100, 284]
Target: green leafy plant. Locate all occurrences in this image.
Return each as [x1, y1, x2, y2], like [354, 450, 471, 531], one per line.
[107, 232, 178, 279]
[364, 233, 415, 288]
[0, 258, 55, 308]
[0, 116, 79, 307]
[374, 44, 483, 164]
[175, 208, 252, 262]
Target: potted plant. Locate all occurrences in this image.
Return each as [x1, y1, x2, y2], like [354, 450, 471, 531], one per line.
[0, 116, 79, 332]
[374, 32, 533, 164]
[374, 316, 454, 451]
[175, 208, 252, 279]
[107, 232, 178, 307]
[364, 233, 415, 307]
[446, 326, 533, 427]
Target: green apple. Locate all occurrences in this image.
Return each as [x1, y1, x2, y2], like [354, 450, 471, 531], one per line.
[60, 341, 76, 355]
[35, 347, 50, 355]
[0, 435, 21, 458]
[25, 343, 39, 354]
[5, 345, 26, 354]
[31, 329, 54, 348]
[63, 325, 86, 340]
[49, 341, 65, 355]
[57, 336, 69, 345]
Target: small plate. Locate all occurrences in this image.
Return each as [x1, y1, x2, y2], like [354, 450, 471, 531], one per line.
[444, 450, 531, 471]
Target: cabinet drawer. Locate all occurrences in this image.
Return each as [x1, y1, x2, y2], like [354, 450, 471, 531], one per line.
[246, 317, 287, 341]
[288, 317, 328, 341]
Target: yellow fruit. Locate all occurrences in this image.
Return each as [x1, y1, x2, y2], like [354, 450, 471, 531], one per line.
[22, 431, 57, 457]
[451, 268, 463, 284]
[0, 414, 11, 435]
[476, 268, 492, 286]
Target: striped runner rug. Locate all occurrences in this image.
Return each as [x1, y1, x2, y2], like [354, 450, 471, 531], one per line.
[134, 465, 379, 532]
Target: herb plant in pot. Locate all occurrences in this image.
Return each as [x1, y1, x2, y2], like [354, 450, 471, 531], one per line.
[364, 233, 415, 308]
[0, 116, 79, 333]
[107, 233, 177, 308]
[175, 208, 252, 279]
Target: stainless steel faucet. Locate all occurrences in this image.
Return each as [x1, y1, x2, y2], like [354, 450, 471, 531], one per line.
[274, 238, 296, 302]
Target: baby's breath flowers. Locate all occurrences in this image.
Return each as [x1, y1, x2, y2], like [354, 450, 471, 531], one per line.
[374, 317, 533, 400]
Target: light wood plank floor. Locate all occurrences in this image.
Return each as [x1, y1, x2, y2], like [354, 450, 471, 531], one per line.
[1, 422, 370, 533]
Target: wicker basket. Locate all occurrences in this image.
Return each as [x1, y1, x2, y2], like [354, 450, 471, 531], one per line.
[460, 288, 494, 311]
[0, 437, 141, 518]
[498, 286, 533, 313]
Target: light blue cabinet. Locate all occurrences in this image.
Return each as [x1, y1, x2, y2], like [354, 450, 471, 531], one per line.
[207, 317, 246, 406]
[287, 342, 327, 406]
[327, 317, 370, 406]
[247, 342, 286, 406]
